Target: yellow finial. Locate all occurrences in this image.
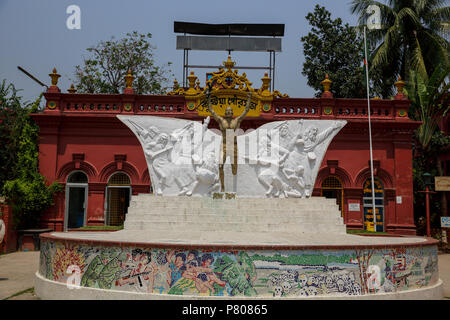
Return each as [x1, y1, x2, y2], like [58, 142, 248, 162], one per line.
[321, 74, 333, 98]
[321, 74, 331, 92]
[68, 83, 76, 93]
[125, 69, 134, 88]
[260, 72, 271, 97]
[186, 71, 198, 95]
[49, 68, 61, 86]
[173, 79, 180, 90]
[394, 76, 405, 94]
[223, 56, 236, 70]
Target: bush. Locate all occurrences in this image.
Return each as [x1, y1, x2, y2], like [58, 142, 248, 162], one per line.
[1, 80, 62, 229]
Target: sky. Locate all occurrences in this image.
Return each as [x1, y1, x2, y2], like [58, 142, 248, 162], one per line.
[0, 0, 360, 103]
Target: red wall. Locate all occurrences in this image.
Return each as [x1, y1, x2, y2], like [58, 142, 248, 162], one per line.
[32, 92, 419, 235]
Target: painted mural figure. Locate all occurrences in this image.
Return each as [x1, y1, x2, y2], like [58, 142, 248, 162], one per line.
[41, 241, 439, 298]
[206, 88, 252, 191]
[80, 250, 112, 287]
[166, 250, 187, 288]
[97, 252, 130, 289]
[116, 251, 156, 292]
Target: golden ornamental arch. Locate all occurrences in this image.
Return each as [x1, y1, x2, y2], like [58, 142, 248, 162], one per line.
[168, 56, 288, 117]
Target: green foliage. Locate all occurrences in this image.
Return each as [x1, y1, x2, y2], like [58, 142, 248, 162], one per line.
[406, 63, 449, 231]
[301, 5, 366, 98]
[213, 253, 257, 296]
[350, 0, 449, 98]
[0, 81, 62, 229]
[407, 63, 450, 150]
[250, 253, 354, 266]
[74, 31, 173, 94]
[412, 131, 450, 231]
[0, 80, 30, 188]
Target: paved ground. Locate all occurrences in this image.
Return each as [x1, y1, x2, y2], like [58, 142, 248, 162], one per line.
[438, 253, 450, 298]
[0, 250, 449, 300]
[0, 251, 40, 300]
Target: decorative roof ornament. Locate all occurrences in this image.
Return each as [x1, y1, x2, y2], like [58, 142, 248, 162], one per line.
[124, 69, 135, 94]
[68, 84, 77, 93]
[48, 67, 61, 93]
[49, 68, 61, 86]
[394, 76, 407, 100]
[125, 69, 134, 88]
[321, 74, 333, 98]
[167, 56, 288, 109]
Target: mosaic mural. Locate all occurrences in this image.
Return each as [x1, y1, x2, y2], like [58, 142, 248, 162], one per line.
[39, 240, 439, 297]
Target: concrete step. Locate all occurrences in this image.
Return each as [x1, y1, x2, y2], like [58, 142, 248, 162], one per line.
[123, 220, 345, 233]
[124, 214, 344, 225]
[126, 208, 340, 218]
[128, 202, 339, 212]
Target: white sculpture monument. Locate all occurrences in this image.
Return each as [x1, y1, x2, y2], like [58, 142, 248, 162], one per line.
[118, 115, 346, 198]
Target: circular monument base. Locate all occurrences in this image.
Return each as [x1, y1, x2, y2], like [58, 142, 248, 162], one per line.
[35, 231, 443, 300]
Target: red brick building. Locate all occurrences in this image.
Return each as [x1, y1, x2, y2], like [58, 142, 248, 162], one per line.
[31, 67, 420, 235]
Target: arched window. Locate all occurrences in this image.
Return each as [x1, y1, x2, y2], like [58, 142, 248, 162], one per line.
[363, 178, 384, 232]
[105, 172, 131, 226]
[65, 171, 88, 230]
[67, 171, 88, 183]
[321, 176, 343, 214]
[108, 172, 131, 186]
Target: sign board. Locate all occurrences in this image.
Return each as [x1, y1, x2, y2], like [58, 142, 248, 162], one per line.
[441, 217, 450, 228]
[435, 177, 450, 191]
[396, 196, 402, 204]
[348, 203, 360, 212]
[195, 93, 262, 117]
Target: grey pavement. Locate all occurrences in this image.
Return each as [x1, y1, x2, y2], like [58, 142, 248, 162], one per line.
[0, 251, 40, 300]
[0, 250, 449, 300]
[438, 253, 450, 298]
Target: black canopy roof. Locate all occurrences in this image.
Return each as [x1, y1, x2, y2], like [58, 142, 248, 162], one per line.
[174, 22, 284, 37]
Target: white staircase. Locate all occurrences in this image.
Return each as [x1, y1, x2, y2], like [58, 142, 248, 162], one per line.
[123, 195, 346, 236]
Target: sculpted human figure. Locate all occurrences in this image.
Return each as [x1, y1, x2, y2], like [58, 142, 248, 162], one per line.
[206, 88, 252, 191]
[171, 123, 197, 195]
[246, 135, 289, 197]
[190, 151, 220, 195]
[145, 133, 173, 195]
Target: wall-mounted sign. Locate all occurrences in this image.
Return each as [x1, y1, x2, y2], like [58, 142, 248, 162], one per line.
[435, 177, 450, 191]
[348, 203, 360, 212]
[441, 217, 450, 228]
[396, 196, 402, 204]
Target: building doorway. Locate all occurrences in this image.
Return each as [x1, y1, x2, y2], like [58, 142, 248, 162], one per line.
[65, 171, 88, 231]
[105, 172, 131, 226]
[363, 178, 384, 232]
[321, 176, 343, 215]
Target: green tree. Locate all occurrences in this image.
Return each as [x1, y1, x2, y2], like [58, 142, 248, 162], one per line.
[0, 81, 62, 229]
[301, 5, 366, 98]
[351, 0, 449, 97]
[407, 63, 449, 150]
[0, 80, 26, 188]
[407, 64, 450, 227]
[74, 31, 173, 94]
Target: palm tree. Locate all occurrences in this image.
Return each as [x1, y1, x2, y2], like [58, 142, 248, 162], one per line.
[407, 63, 449, 150]
[351, 0, 449, 97]
[407, 63, 449, 223]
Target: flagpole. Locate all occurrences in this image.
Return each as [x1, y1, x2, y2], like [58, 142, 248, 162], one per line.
[364, 26, 377, 232]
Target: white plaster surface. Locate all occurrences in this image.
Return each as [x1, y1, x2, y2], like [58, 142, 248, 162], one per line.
[35, 272, 444, 300]
[118, 115, 346, 198]
[51, 195, 426, 247]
